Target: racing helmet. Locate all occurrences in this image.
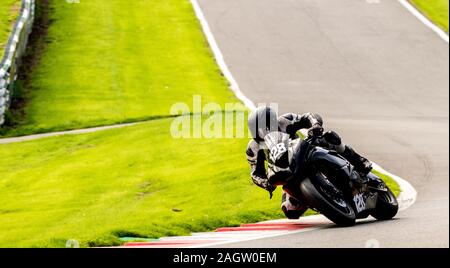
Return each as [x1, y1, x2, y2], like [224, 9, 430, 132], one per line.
[248, 106, 279, 142]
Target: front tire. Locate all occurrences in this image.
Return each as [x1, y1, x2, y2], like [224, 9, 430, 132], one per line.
[300, 176, 356, 226]
[371, 187, 398, 221]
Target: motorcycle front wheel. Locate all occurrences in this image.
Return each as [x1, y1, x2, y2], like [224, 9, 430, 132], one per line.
[300, 174, 356, 226]
[370, 187, 398, 221]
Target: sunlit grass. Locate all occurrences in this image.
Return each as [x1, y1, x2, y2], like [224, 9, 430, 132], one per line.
[0, 0, 401, 248]
[0, 117, 400, 247]
[0, 118, 287, 247]
[411, 0, 449, 32]
[1, 0, 237, 136]
[0, 0, 21, 58]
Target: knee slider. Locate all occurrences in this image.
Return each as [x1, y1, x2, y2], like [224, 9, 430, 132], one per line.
[281, 192, 302, 211]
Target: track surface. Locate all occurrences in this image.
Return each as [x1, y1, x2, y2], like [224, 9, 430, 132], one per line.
[197, 0, 449, 247]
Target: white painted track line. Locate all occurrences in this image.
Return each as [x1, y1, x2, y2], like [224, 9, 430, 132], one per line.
[372, 162, 418, 211]
[190, 0, 256, 111]
[164, 0, 420, 249]
[398, 0, 449, 43]
[187, 227, 324, 248]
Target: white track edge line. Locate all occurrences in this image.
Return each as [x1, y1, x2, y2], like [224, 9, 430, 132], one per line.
[1, 0, 252, 144]
[186, 0, 419, 248]
[189, 160, 418, 248]
[398, 0, 449, 43]
[372, 162, 417, 211]
[188, 227, 325, 248]
[190, 0, 256, 111]
[183, 0, 418, 248]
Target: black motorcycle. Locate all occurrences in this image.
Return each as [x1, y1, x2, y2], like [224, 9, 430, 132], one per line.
[265, 132, 398, 226]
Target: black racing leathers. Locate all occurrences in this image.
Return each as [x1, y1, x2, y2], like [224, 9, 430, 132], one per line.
[246, 113, 371, 191]
[246, 113, 322, 191]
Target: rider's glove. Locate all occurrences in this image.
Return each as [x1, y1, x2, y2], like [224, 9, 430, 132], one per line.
[308, 123, 324, 138]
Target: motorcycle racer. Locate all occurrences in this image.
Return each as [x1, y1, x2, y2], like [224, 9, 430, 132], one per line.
[246, 106, 373, 219]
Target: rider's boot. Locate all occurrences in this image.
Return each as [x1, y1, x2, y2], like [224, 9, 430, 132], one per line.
[342, 145, 373, 175]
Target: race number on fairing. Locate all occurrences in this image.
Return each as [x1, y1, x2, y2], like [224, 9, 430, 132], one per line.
[270, 143, 287, 161]
[353, 193, 366, 213]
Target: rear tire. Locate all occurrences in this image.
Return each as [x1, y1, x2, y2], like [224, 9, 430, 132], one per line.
[300, 176, 356, 226]
[371, 188, 398, 221]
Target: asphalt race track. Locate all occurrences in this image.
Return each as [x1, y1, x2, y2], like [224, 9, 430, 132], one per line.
[197, 0, 449, 248]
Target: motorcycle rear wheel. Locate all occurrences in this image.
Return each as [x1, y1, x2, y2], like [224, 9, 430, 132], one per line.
[300, 175, 356, 226]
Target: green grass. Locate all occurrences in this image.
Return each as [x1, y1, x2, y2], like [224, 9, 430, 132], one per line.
[0, 117, 400, 248]
[3, 0, 447, 136]
[373, 170, 401, 196]
[0, 0, 20, 58]
[0, 117, 286, 247]
[411, 0, 449, 32]
[0, 0, 401, 248]
[1, 0, 237, 136]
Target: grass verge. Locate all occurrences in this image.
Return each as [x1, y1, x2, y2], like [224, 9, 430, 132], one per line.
[0, 117, 285, 247]
[411, 0, 449, 32]
[0, 116, 401, 247]
[1, 0, 237, 136]
[0, 0, 402, 248]
[0, 0, 21, 58]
